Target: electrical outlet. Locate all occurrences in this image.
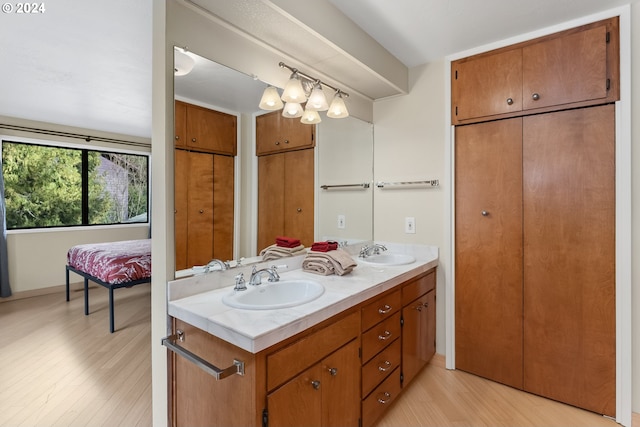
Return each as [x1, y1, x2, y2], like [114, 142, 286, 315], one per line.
[405, 217, 416, 234]
[337, 214, 346, 229]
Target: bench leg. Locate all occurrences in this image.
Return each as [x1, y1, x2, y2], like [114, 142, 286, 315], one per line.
[109, 288, 115, 333]
[84, 278, 89, 315]
[65, 267, 70, 301]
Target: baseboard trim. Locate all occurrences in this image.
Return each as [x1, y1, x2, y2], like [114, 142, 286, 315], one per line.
[0, 282, 86, 303]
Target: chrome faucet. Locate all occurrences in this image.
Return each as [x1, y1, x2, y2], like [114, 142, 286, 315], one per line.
[359, 243, 388, 258]
[204, 259, 229, 273]
[249, 265, 281, 286]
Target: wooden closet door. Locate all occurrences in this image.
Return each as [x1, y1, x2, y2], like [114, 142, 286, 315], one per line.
[523, 105, 615, 416]
[455, 118, 523, 389]
[187, 152, 214, 267]
[212, 154, 234, 260]
[284, 149, 314, 248]
[257, 154, 285, 252]
[174, 149, 189, 270]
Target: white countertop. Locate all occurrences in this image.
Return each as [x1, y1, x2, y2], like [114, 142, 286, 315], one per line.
[168, 243, 439, 353]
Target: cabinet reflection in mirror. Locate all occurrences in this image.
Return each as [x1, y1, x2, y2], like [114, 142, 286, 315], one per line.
[173, 48, 373, 274]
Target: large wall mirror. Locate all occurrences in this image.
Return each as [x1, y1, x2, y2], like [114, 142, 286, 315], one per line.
[173, 48, 373, 271]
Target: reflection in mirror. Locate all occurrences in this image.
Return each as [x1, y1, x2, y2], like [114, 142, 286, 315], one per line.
[173, 48, 373, 275]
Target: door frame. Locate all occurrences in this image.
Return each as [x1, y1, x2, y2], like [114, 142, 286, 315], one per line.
[444, 6, 632, 426]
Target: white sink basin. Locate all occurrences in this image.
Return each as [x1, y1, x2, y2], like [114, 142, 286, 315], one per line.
[222, 279, 325, 310]
[360, 253, 416, 266]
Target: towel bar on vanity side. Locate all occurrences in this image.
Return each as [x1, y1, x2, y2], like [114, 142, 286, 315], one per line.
[162, 330, 245, 380]
[320, 183, 370, 190]
[376, 180, 440, 188]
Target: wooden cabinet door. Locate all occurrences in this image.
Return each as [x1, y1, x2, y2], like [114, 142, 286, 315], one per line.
[187, 152, 214, 267]
[455, 118, 523, 389]
[186, 104, 237, 155]
[174, 150, 189, 270]
[174, 101, 187, 148]
[401, 290, 435, 387]
[522, 24, 608, 110]
[268, 364, 322, 427]
[321, 340, 360, 427]
[212, 154, 234, 260]
[284, 149, 314, 247]
[257, 153, 285, 252]
[522, 105, 615, 417]
[256, 111, 315, 155]
[452, 49, 522, 122]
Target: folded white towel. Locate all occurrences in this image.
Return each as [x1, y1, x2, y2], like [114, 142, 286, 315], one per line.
[260, 244, 307, 261]
[302, 248, 357, 276]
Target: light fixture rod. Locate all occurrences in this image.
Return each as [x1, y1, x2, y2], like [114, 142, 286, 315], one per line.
[279, 62, 349, 98]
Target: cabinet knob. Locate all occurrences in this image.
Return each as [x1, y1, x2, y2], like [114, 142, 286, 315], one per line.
[284, 140, 289, 144]
[175, 136, 180, 140]
[424, 301, 429, 308]
[506, 98, 514, 105]
[311, 380, 321, 390]
[275, 141, 280, 145]
[481, 210, 489, 216]
[199, 209, 204, 214]
[378, 360, 392, 372]
[378, 304, 392, 315]
[327, 367, 338, 376]
[377, 391, 391, 404]
[378, 330, 392, 341]
[191, 138, 197, 142]
[532, 93, 540, 101]
[415, 305, 423, 312]
[297, 208, 302, 213]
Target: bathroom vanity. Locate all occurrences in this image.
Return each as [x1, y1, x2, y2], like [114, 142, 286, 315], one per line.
[166, 244, 438, 427]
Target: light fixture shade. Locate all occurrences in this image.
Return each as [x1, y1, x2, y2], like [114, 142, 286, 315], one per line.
[327, 92, 349, 118]
[281, 73, 307, 103]
[301, 108, 322, 124]
[306, 82, 329, 111]
[259, 86, 284, 110]
[282, 102, 304, 118]
[174, 49, 195, 76]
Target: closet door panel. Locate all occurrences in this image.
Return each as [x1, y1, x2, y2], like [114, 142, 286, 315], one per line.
[213, 154, 234, 261]
[187, 152, 214, 267]
[284, 149, 314, 248]
[523, 105, 615, 417]
[454, 118, 524, 389]
[257, 154, 285, 252]
[174, 150, 189, 270]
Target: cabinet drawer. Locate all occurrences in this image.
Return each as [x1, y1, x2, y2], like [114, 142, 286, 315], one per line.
[362, 338, 400, 398]
[402, 269, 436, 306]
[361, 367, 401, 427]
[361, 312, 401, 363]
[361, 289, 401, 332]
[267, 311, 360, 391]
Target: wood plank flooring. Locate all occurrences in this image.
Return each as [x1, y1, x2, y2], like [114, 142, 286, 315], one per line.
[0, 285, 621, 427]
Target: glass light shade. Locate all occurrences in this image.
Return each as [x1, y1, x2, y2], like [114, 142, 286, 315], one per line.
[281, 73, 307, 103]
[301, 108, 322, 124]
[174, 50, 195, 76]
[259, 86, 284, 110]
[327, 93, 349, 118]
[282, 102, 303, 118]
[306, 82, 329, 111]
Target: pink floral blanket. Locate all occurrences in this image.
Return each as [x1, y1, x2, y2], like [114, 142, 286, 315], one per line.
[67, 239, 151, 285]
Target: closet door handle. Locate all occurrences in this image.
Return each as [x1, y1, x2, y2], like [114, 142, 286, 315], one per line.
[506, 97, 514, 105]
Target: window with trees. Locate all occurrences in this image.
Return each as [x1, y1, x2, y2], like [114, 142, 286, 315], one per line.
[2, 140, 149, 229]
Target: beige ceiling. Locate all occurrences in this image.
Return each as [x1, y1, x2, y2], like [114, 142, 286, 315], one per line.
[0, 0, 636, 139]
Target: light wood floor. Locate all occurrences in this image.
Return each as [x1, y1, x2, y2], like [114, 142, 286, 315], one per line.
[0, 286, 620, 427]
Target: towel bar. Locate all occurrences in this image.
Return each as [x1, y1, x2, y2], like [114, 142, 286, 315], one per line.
[376, 180, 439, 188]
[320, 183, 370, 190]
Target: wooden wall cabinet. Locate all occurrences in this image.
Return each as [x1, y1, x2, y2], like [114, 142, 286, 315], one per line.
[451, 17, 619, 124]
[256, 110, 315, 156]
[174, 149, 234, 270]
[175, 100, 237, 156]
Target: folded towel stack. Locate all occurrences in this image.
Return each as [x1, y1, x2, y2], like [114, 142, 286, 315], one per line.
[276, 236, 301, 248]
[310, 241, 338, 252]
[260, 243, 306, 261]
[302, 247, 357, 276]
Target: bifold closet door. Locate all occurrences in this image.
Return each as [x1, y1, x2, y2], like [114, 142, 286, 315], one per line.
[523, 105, 615, 417]
[455, 117, 524, 389]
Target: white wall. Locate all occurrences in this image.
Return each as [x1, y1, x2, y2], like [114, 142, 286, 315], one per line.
[373, 60, 448, 354]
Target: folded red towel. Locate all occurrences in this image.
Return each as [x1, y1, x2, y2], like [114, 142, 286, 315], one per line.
[311, 241, 338, 252]
[276, 236, 301, 248]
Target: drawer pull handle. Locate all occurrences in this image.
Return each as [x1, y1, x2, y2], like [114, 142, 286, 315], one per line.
[424, 301, 429, 308]
[378, 304, 392, 314]
[328, 367, 338, 376]
[311, 380, 321, 390]
[378, 360, 392, 372]
[378, 330, 392, 341]
[532, 93, 540, 101]
[275, 141, 280, 145]
[415, 304, 423, 312]
[377, 391, 391, 404]
[191, 138, 196, 142]
[506, 97, 514, 105]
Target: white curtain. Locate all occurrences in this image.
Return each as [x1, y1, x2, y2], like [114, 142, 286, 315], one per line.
[0, 161, 11, 298]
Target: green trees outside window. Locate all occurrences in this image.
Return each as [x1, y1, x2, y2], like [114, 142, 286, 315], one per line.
[2, 141, 149, 229]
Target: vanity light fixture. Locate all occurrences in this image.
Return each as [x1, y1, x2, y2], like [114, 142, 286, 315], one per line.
[174, 47, 195, 76]
[258, 86, 284, 110]
[257, 62, 349, 123]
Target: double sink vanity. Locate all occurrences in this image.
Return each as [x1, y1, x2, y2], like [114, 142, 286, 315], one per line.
[165, 242, 438, 427]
